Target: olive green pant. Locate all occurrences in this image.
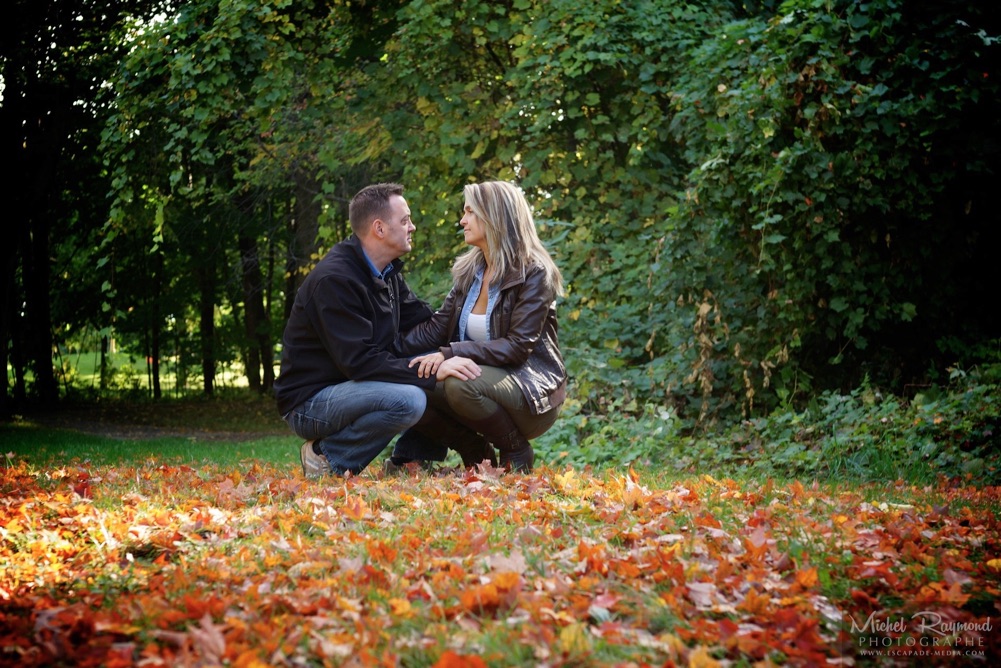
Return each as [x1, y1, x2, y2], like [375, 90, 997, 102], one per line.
[436, 365, 559, 440]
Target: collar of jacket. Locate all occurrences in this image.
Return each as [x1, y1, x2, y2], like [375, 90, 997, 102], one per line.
[346, 234, 405, 281]
[497, 263, 528, 291]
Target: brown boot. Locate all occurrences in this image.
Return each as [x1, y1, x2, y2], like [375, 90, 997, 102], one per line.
[461, 408, 535, 473]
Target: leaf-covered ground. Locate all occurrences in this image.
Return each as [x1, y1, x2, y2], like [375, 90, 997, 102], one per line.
[1, 459, 999, 667]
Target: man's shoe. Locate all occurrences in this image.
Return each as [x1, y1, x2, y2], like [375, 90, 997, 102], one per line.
[300, 440, 331, 479]
[382, 458, 409, 476]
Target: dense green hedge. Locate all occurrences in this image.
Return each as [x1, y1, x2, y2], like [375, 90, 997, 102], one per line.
[92, 0, 1001, 433]
[535, 361, 1001, 485]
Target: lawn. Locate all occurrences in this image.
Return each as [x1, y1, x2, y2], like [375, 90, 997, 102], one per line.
[1, 414, 999, 666]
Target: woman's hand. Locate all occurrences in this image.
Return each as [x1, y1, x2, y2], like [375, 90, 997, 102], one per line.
[409, 352, 446, 379]
[435, 356, 481, 382]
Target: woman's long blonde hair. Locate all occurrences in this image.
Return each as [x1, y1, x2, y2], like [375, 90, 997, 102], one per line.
[452, 181, 564, 297]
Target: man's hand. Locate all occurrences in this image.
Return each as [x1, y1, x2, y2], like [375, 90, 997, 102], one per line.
[409, 352, 446, 379]
[435, 356, 481, 381]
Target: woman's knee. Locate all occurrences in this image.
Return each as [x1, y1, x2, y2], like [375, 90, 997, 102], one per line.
[442, 376, 476, 405]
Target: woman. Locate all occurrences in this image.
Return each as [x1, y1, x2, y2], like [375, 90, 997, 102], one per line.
[394, 181, 566, 472]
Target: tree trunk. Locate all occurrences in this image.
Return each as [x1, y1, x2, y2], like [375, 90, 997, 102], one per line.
[238, 234, 274, 392]
[25, 213, 58, 404]
[100, 334, 109, 391]
[197, 264, 217, 396]
[150, 251, 163, 398]
[0, 227, 19, 414]
[285, 177, 321, 319]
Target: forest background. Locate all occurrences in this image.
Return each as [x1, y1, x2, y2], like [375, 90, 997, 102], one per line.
[3, 0, 999, 481]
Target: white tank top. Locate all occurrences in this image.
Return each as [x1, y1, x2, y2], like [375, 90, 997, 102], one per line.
[465, 313, 488, 341]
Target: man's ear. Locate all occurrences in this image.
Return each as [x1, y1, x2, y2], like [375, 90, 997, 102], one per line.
[371, 218, 385, 239]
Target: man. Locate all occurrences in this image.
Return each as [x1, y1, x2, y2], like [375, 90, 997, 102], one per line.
[274, 183, 482, 477]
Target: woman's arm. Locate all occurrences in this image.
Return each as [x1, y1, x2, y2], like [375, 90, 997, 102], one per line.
[395, 286, 460, 356]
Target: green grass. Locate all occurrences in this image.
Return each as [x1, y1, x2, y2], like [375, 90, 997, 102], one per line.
[0, 424, 298, 469]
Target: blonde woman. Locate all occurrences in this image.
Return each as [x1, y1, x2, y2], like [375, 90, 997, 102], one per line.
[391, 181, 566, 472]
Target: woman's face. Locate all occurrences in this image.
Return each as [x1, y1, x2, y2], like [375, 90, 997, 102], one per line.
[460, 201, 487, 251]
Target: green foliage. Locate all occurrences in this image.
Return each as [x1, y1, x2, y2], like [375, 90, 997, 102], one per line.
[663, 0, 1001, 418]
[27, 0, 998, 463]
[538, 362, 1001, 485]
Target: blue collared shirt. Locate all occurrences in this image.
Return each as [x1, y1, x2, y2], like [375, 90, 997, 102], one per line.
[458, 265, 499, 341]
[362, 250, 393, 280]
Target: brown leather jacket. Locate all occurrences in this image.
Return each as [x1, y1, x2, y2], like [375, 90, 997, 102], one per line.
[397, 262, 567, 415]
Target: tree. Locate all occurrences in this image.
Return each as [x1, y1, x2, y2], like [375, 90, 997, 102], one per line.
[2, 0, 165, 409]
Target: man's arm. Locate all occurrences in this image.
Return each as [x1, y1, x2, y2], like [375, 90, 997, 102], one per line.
[310, 275, 435, 388]
[395, 274, 434, 331]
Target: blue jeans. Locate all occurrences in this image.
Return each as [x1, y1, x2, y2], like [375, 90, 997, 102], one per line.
[284, 381, 427, 475]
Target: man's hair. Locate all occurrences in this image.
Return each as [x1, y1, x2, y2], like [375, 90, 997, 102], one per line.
[348, 183, 405, 235]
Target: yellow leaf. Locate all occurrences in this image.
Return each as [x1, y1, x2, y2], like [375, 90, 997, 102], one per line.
[553, 469, 579, 493]
[558, 622, 591, 656]
[688, 645, 722, 668]
[987, 559, 1001, 572]
[388, 598, 414, 618]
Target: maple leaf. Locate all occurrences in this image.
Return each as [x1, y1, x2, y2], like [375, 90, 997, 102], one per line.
[387, 597, 415, 618]
[686, 581, 718, 610]
[460, 583, 501, 615]
[688, 645, 723, 667]
[189, 613, 226, 663]
[736, 586, 772, 615]
[558, 622, 593, 656]
[918, 580, 971, 606]
[432, 650, 488, 668]
[342, 494, 372, 521]
[792, 567, 819, 591]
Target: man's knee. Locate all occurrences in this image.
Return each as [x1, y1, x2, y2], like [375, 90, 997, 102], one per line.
[392, 385, 428, 424]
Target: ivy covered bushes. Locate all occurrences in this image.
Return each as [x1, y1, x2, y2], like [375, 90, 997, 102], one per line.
[535, 359, 1001, 485]
[659, 0, 1001, 420]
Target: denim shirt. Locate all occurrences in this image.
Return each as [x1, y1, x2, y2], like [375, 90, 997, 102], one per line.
[457, 265, 500, 342]
[362, 250, 392, 279]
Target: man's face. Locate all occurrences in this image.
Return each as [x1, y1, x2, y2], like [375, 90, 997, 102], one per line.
[380, 194, 415, 258]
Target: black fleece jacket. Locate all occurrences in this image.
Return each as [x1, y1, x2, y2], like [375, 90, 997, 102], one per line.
[274, 235, 435, 416]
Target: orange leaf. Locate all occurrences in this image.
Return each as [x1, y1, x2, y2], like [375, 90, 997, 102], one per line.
[737, 587, 771, 615]
[432, 650, 488, 668]
[460, 584, 500, 614]
[388, 598, 414, 618]
[922, 581, 970, 606]
[366, 539, 397, 562]
[492, 571, 521, 592]
[793, 567, 819, 590]
[342, 494, 371, 520]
